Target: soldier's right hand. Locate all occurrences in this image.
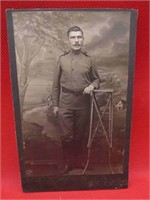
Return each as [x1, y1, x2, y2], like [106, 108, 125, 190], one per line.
[53, 106, 59, 117]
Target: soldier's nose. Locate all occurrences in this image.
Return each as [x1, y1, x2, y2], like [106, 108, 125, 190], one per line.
[75, 37, 79, 42]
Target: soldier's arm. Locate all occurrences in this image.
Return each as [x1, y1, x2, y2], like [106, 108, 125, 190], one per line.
[52, 58, 61, 107]
[90, 57, 100, 89]
[83, 57, 100, 94]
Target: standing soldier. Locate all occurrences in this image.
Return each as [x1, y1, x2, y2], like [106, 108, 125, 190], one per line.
[52, 26, 100, 174]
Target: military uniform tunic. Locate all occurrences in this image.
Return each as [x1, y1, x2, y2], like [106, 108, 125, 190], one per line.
[52, 50, 100, 142]
[52, 51, 100, 109]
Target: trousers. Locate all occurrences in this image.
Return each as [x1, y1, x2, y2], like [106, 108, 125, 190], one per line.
[58, 108, 90, 143]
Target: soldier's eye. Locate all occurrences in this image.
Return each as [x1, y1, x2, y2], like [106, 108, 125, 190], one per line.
[70, 36, 75, 39]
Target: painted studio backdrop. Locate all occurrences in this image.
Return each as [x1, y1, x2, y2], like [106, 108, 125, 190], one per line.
[12, 10, 130, 176]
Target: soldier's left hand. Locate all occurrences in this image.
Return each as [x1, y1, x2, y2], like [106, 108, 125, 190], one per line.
[83, 84, 94, 94]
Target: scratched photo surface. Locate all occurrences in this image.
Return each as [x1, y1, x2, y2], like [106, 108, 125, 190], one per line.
[12, 10, 130, 177]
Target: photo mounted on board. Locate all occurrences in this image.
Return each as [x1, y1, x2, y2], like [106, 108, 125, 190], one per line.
[7, 9, 137, 192]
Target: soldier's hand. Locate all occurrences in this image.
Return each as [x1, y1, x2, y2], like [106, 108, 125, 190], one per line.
[53, 106, 59, 117]
[83, 85, 94, 94]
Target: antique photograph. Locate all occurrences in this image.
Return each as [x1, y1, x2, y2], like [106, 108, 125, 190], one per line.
[7, 9, 137, 191]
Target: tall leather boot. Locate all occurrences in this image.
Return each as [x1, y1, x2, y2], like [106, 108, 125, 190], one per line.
[60, 141, 73, 174]
[73, 140, 85, 169]
[73, 140, 92, 170]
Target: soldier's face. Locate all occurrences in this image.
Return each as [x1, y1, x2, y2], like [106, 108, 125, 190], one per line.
[68, 31, 84, 51]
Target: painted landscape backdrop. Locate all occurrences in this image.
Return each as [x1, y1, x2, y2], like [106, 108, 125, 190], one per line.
[12, 10, 130, 176]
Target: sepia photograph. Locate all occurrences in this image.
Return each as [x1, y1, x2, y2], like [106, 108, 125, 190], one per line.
[7, 9, 137, 191]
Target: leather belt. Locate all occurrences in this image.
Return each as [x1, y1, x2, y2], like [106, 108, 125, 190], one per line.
[62, 87, 83, 95]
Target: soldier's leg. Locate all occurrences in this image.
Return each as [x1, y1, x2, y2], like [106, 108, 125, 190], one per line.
[58, 108, 75, 174]
[74, 109, 90, 168]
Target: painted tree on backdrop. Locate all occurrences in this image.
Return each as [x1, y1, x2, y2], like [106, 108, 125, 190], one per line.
[13, 11, 86, 115]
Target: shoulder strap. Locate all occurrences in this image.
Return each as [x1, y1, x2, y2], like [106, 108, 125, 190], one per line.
[60, 51, 70, 57]
[81, 51, 91, 57]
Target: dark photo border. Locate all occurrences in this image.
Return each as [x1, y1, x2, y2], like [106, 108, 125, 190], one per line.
[6, 8, 137, 192]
